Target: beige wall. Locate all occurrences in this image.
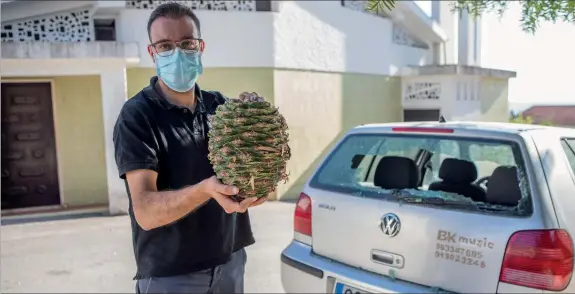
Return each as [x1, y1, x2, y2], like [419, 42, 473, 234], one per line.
[2, 68, 399, 208]
[125, 68, 400, 201]
[199, 68, 275, 104]
[274, 69, 401, 200]
[2, 76, 108, 207]
[480, 77, 509, 122]
[126, 68, 275, 102]
[126, 68, 155, 99]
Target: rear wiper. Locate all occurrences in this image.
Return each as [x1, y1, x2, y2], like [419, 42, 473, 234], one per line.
[474, 202, 517, 212]
[402, 197, 480, 211]
[393, 192, 480, 211]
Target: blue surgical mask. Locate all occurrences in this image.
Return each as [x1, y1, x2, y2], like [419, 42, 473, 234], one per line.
[155, 49, 203, 93]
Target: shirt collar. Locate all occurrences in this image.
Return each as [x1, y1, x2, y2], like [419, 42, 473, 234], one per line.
[143, 76, 206, 113]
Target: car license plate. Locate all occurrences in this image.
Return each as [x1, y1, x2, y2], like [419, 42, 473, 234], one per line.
[333, 282, 370, 294]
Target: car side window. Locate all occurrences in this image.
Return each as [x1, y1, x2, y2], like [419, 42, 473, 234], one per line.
[353, 141, 385, 185]
[469, 143, 516, 179]
[318, 136, 382, 186]
[560, 138, 575, 176]
[360, 138, 426, 185]
[422, 141, 460, 186]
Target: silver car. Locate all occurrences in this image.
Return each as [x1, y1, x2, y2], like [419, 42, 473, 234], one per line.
[281, 122, 575, 293]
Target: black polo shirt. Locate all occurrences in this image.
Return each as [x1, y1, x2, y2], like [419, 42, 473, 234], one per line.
[113, 76, 255, 279]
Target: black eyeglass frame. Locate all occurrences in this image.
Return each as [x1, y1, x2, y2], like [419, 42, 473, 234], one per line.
[149, 38, 204, 57]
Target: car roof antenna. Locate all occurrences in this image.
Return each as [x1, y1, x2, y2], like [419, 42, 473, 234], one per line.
[439, 115, 447, 123]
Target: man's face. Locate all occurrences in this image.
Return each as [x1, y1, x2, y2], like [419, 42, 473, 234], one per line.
[147, 16, 202, 61]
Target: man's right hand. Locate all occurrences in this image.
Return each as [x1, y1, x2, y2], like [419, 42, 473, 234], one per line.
[198, 176, 257, 214]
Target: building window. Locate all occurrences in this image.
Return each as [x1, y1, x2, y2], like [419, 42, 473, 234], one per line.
[404, 82, 442, 101]
[94, 19, 116, 41]
[403, 109, 441, 122]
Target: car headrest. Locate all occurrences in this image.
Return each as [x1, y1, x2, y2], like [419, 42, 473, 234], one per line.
[438, 158, 478, 184]
[486, 166, 522, 206]
[374, 156, 419, 189]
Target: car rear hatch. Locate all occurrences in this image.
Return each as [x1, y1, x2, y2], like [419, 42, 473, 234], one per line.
[303, 127, 572, 293]
[311, 189, 525, 293]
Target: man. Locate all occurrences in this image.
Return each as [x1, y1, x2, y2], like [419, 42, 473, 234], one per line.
[113, 3, 267, 293]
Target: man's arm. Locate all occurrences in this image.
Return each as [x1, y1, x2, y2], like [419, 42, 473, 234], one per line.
[127, 170, 255, 230]
[125, 169, 210, 231]
[114, 99, 256, 231]
[114, 101, 210, 230]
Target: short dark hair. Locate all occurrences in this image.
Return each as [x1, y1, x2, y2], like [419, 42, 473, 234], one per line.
[147, 2, 201, 41]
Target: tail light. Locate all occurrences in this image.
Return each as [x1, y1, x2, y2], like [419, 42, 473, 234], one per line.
[294, 193, 312, 237]
[499, 229, 574, 291]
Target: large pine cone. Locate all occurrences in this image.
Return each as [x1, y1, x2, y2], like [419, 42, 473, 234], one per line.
[207, 92, 291, 199]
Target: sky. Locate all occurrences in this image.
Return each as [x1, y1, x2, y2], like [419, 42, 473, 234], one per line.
[415, 1, 575, 113]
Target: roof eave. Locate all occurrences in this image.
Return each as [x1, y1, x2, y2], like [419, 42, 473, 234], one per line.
[387, 1, 448, 43]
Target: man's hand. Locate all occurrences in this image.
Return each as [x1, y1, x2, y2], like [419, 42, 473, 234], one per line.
[198, 176, 256, 214]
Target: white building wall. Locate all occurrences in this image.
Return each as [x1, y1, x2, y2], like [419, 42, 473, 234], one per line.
[115, 9, 276, 69]
[452, 76, 482, 120]
[271, 1, 431, 75]
[115, 0, 431, 75]
[402, 73, 499, 122]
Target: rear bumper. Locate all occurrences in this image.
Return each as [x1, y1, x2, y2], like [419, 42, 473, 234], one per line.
[281, 241, 438, 293]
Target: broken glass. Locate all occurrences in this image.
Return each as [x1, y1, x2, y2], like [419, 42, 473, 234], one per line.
[313, 133, 534, 216]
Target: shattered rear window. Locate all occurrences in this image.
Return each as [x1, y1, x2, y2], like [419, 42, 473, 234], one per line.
[310, 133, 532, 216]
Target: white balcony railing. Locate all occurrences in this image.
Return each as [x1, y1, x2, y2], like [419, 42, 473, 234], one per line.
[1, 41, 139, 60]
[125, 0, 259, 11]
[340, 0, 429, 49]
[0, 1, 270, 43]
[1, 8, 94, 42]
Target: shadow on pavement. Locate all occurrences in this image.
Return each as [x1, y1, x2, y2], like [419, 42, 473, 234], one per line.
[1, 211, 111, 226]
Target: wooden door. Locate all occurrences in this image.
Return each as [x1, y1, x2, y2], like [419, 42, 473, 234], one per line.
[1, 82, 61, 210]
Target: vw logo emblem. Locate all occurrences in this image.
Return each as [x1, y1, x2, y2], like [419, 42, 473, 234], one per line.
[380, 213, 401, 237]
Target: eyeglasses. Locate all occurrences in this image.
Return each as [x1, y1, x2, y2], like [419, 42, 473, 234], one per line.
[150, 38, 204, 57]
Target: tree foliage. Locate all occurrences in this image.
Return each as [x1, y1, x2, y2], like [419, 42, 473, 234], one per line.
[509, 111, 554, 126]
[367, 0, 575, 33]
[509, 114, 535, 124]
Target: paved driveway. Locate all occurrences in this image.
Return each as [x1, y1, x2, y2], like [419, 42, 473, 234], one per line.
[1, 201, 295, 293]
